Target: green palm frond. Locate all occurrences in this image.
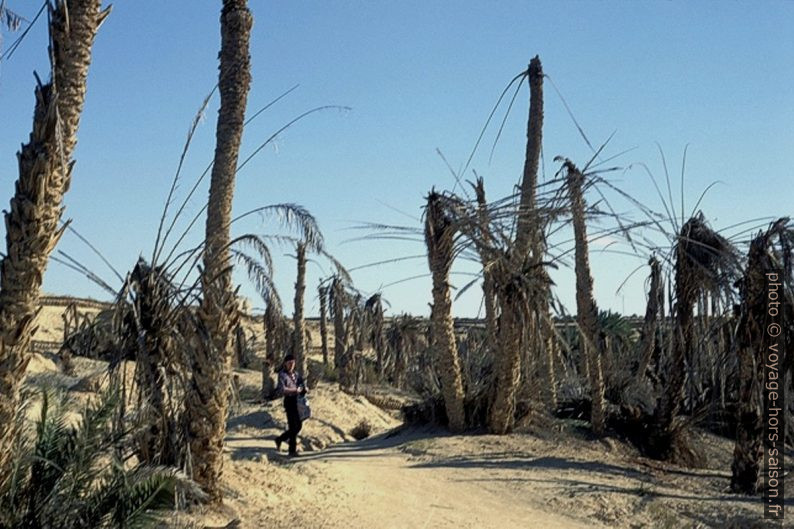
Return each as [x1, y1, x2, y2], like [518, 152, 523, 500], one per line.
[232, 249, 281, 310]
[0, 384, 187, 529]
[229, 234, 274, 276]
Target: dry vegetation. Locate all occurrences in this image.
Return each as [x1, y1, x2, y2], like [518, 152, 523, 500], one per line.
[1, 1, 792, 528]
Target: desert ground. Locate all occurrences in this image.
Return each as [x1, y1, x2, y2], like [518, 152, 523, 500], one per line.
[22, 299, 790, 529]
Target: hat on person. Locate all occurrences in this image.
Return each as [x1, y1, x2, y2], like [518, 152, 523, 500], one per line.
[284, 354, 296, 362]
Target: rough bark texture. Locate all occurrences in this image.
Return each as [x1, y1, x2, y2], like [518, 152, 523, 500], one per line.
[261, 358, 276, 400]
[425, 193, 466, 432]
[489, 284, 523, 434]
[634, 257, 663, 383]
[130, 260, 178, 466]
[489, 56, 544, 434]
[366, 294, 385, 376]
[331, 277, 350, 386]
[566, 161, 606, 436]
[655, 219, 700, 437]
[538, 287, 558, 413]
[0, 0, 106, 474]
[292, 243, 307, 376]
[730, 234, 770, 493]
[186, 0, 252, 503]
[264, 303, 277, 364]
[318, 285, 330, 365]
[512, 56, 544, 263]
[473, 179, 499, 354]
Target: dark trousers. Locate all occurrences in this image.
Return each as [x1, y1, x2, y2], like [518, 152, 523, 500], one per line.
[276, 396, 302, 454]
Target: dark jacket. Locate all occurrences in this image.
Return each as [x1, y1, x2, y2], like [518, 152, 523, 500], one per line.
[276, 369, 304, 405]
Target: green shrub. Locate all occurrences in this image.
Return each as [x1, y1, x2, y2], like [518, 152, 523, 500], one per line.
[0, 384, 202, 529]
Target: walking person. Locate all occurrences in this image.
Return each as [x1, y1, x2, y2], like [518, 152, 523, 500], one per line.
[274, 354, 306, 456]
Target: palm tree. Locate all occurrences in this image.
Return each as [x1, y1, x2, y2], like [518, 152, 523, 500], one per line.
[0, 384, 199, 528]
[292, 242, 308, 374]
[562, 159, 606, 435]
[127, 259, 180, 466]
[633, 256, 663, 384]
[731, 219, 792, 493]
[0, 0, 108, 474]
[288, 220, 343, 379]
[330, 275, 350, 386]
[185, 0, 252, 502]
[472, 178, 499, 357]
[364, 293, 386, 376]
[512, 56, 544, 262]
[488, 56, 546, 434]
[653, 213, 736, 459]
[318, 284, 330, 365]
[424, 191, 466, 432]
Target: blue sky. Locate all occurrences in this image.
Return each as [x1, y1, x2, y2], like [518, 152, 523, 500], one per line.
[1, 1, 792, 318]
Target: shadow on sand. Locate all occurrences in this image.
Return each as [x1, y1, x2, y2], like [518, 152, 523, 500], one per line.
[227, 409, 277, 430]
[228, 425, 444, 463]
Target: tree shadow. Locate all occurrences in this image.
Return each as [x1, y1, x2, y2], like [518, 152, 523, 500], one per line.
[227, 409, 276, 430]
[229, 442, 272, 461]
[293, 426, 448, 462]
[411, 452, 649, 481]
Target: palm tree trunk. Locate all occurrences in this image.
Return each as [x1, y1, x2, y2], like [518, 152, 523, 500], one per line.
[655, 219, 700, 439]
[264, 302, 277, 364]
[373, 308, 385, 376]
[331, 277, 349, 386]
[0, 0, 107, 473]
[512, 56, 544, 262]
[489, 284, 523, 434]
[425, 192, 466, 432]
[538, 291, 558, 412]
[186, 0, 252, 502]
[130, 260, 177, 465]
[634, 257, 663, 383]
[319, 285, 329, 366]
[565, 160, 606, 436]
[489, 56, 544, 433]
[366, 294, 385, 377]
[731, 233, 771, 493]
[473, 178, 499, 353]
[292, 243, 307, 375]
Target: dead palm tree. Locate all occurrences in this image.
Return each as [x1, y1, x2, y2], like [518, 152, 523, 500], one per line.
[0, 0, 108, 473]
[126, 259, 181, 466]
[561, 159, 606, 435]
[185, 0, 252, 502]
[512, 56, 544, 262]
[330, 275, 350, 386]
[424, 191, 466, 431]
[386, 314, 423, 389]
[364, 293, 386, 376]
[633, 256, 664, 384]
[652, 212, 737, 460]
[731, 218, 793, 493]
[472, 178, 499, 357]
[318, 283, 330, 365]
[488, 56, 548, 433]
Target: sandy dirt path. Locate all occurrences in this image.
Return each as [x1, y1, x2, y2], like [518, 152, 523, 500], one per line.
[233, 429, 597, 529]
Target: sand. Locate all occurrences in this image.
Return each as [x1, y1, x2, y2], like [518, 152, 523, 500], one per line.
[20, 297, 791, 529]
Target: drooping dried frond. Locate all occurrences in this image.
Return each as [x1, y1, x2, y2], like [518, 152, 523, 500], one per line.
[730, 218, 793, 493]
